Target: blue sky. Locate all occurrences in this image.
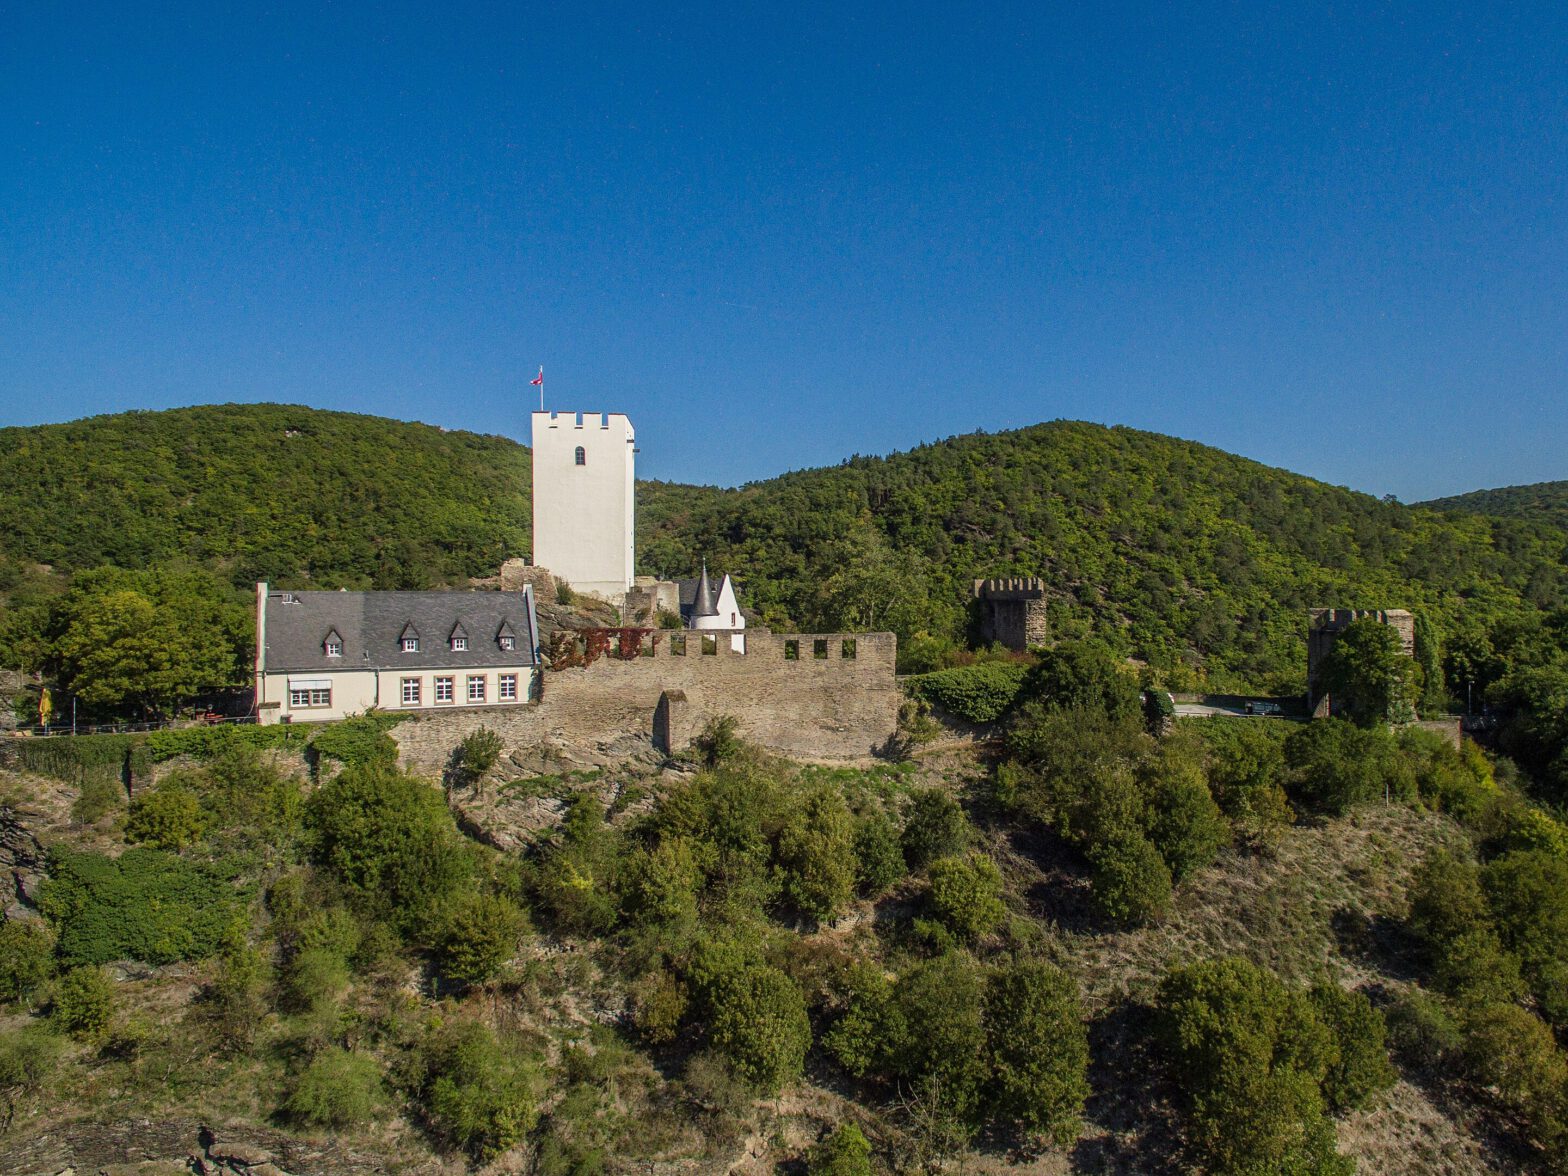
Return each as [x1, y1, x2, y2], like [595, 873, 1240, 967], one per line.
[2, 2, 1565, 499]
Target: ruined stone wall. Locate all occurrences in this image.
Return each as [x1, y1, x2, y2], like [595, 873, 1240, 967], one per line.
[392, 629, 898, 774]
[1306, 607, 1416, 710]
[973, 578, 1049, 651]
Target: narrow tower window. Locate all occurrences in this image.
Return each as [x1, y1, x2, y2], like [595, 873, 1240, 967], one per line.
[575, 446, 586, 466]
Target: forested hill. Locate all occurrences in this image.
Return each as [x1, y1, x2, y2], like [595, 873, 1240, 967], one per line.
[3, 405, 1565, 691]
[1420, 480, 1568, 533]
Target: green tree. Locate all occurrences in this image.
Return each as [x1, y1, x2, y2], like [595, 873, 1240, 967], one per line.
[852, 811, 905, 896]
[1285, 718, 1398, 814]
[0, 920, 55, 1006]
[1016, 641, 1141, 721]
[1317, 618, 1418, 726]
[698, 955, 812, 1095]
[777, 784, 857, 923]
[1307, 983, 1396, 1111]
[984, 959, 1089, 1146]
[901, 788, 969, 869]
[125, 781, 210, 851]
[432, 893, 527, 990]
[926, 854, 1006, 941]
[50, 965, 115, 1041]
[1088, 835, 1172, 926]
[890, 952, 988, 1130]
[413, 1020, 542, 1161]
[455, 727, 503, 792]
[1482, 849, 1568, 1027]
[284, 1046, 385, 1129]
[0, 1024, 62, 1134]
[305, 762, 473, 932]
[1143, 739, 1227, 882]
[807, 1122, 873, 1176]
[622, 837, 701, 927]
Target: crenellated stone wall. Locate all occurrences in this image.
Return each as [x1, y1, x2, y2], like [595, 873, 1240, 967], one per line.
[391, 628, 898, 774]
[974, 578, 1049, 651]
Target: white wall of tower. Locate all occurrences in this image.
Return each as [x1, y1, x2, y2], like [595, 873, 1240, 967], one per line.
[530, 411, 636, 601]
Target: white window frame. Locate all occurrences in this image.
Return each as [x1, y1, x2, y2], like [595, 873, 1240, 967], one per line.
[289, 687, 331, 708]
[467, 675, 486, 703]
[401, 637, 419, 653]
[434, 676, 454, 703]
[451, 636, 468, 652]
[401, 677, 421, 706]
[499, 673, 518, 701]
[498, 635, 516, 651]
[324, 640, 342, 658]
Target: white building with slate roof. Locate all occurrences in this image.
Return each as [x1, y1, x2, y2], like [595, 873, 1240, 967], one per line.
[253, 583, 541, 724]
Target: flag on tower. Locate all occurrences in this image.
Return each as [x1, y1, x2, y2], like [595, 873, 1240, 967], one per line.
[530, 367, 544, 387]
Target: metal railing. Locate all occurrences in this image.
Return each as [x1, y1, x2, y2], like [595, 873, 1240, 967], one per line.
[7, 714, 258, 739]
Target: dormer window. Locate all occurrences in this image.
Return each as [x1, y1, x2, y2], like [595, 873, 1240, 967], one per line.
[451, 636, 468, 651]
[323, 628, 344, 658]
[575, 446, 586, 466]
[498, 636, 516, 652]
[449, 621, 469, 652]
[496, 619, 517, 652]
[399, 621, 421, 654]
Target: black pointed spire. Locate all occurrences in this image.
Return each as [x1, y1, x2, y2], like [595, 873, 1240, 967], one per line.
[691, 561, 719, 618]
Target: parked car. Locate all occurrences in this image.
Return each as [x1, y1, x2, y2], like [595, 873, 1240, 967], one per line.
[1245, 700, 1283, 716]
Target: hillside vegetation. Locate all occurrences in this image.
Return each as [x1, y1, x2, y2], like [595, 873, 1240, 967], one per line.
[1422, 481, 1568, 535]
[2, 406, 1565, 694]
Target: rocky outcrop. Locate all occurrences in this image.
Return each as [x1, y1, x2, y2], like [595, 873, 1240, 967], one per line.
[1, 801, 48, 918]
[0, 1120, 386, 1176]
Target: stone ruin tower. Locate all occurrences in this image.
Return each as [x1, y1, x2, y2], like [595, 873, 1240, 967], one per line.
[974, 578, 1049, 651]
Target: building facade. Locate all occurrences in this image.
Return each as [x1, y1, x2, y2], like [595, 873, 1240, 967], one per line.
[254, 583, 541, 725]
[530, 410, 636, 601]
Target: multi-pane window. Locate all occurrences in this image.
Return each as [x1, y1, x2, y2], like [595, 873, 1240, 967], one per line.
[401, 637, 419, 653]
[498, 636, 516, 651]
[289, 687, 331, 708]
[451, 636, 468, 651]
[499, 674, 518, 701]
[325, 640, 342, 657]
[401, 678, 421, 705]
[434, 677, 454, 703]
[467, 675, 486, 702]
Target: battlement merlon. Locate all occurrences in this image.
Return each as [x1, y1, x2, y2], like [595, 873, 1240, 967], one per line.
[973, 577, 1048, 601]
[531, 411, 636, 436]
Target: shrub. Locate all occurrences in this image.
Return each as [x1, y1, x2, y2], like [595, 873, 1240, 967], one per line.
[204, 945, 270, 1051]
[984, 960, 1089, 1146]
[901, 789, 969, 869]
[39, 846, 243, 966]
[1199, 718, 1292, 842]
[50, 965, 115, 1041]
[890, 951, 988, 1130]
[432, 893, 526, 990]
[125, 781, 209, 850]
[1308, 983, 1396, 1111]
[456, 727, 503, 787]
[1156, 958, 1347, 1176]
[704, 961, 812, 1094]
[1482, 848, 1568, 1028]
[1015, 642, 1141, 721]
[926, 854, 1005, 941]
[412, 1020, 542, 1160]
[852, 811, 905, 897]
[309, 713, 405, 767]
[907, 662, 1029, 724]
[0, 920, 55, 1005]
[693, 715, 743, 767]
[630, 968, 688, 1045]
[1431, 930, 1526, 1006]
[281, 946, 351, 1015]
[824, 963, 905, 1079]
[531, 793, 623, 935]
[0, 1024, 62, 1133]
[777, 784, 857, 923]
[1144, 751, 1227, 882]
[1406, 850, 1490, 948]
[807, 1122, 874, 1176]
[1458, 1002, 1568, 1155]
[1088, 835, 1172, 926]
[1384, 988, 1463, 1069]
[72, 776, 124, 825]
[305, 763, 472, 931]
[283, 1046, 384, 1129]
[622, 838, 701, 927]
[1285, 718, 1396, 815]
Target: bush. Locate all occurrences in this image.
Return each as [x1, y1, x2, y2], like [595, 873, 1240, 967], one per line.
[1088, 835, 1172, 926]
[1384, 988, 1463, 1070]
[72, 776, 124, 825]
[692, 715, 743, 767]
[1144, 750, 1226, 882]
[984, 960, 1089, 1146]
[412, 1020, 542, 1161]
[432, 893, 526, 990]
[1285, 718, 1398, 815]
[283, 1046, 384, 1129]
[852, 812, 905, 897]
[50, 965, 115, 1041]
[1199, 718, 1292, 842]
[901, 789, 969, 869]
[0, 1024, 62, 1132]
[1308, 983, 1396, 1111]
[1457, 1002, 1568, 1155]
[622, 838, 701, 927]
[1406, 850, 1490, 948]
[807, 1122, 874, 1176]
[890, 951, 988, 1130]
[906, 662, 1029, 724]
[1156, 958, 1348, 1176]
[926, 854, 1006, 941]
[281, 946, 351, 1015]
[777, 785, 857, 923]
[309, 712, 406, 767]
[456, 727, 503, 787]
[39, 846, 243, 966]
[0, 920, 55, 1005]
[1431, 930, 1526, 1006]
[703, 960, 812, 1094]
[1015, 642, 1141, 721]
[630, 968, 688, 1045]
[823, 963, 905, 1079]
[204, 945, 270, 1051]
[125, 781, 209, 850]
[305, 763, 472, 931]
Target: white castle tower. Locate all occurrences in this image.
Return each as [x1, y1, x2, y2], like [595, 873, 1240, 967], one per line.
[531, 410, 636, 602]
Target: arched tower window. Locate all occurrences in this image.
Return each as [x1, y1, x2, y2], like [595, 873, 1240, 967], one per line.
[575, 446, 586, 466]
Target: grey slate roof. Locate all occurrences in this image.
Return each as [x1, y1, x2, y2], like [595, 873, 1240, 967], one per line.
[263, 587, 539, 673]
[676, 571, 744, 623]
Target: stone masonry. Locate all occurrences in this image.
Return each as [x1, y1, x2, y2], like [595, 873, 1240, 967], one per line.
[392, 628, 898, 773]
[974, 578, 1049, 651]
[1306, 607, 1416, 717]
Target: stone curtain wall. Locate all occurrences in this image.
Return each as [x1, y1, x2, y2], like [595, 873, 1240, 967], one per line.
[392, 629, 899, 772]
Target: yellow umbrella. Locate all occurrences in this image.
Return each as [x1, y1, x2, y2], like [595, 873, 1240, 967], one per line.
[38, 687, 53, 728]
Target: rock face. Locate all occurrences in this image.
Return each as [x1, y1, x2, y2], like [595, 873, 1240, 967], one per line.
[1, 801, 48, 918]
[0, 1120, 385, 1176]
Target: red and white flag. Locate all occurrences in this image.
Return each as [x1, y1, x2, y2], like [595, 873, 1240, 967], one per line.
[530, 366, 544, 387]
